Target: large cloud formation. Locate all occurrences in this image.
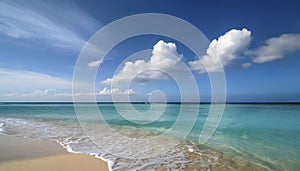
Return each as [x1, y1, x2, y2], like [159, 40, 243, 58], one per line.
[101, 29, 299, 92]
[188, 28, 252, 73]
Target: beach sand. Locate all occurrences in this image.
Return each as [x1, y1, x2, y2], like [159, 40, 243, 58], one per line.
[0, 135, 109, 171]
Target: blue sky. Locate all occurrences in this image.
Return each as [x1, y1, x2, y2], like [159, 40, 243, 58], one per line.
[0, 0, 300, 102]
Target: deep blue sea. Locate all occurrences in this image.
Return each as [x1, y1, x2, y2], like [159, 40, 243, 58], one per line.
[0, 103, 299, 170]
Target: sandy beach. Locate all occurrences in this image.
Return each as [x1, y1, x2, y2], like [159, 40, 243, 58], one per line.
[0, 135, 109, 171]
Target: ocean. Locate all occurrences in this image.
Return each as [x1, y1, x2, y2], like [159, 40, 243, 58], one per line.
[0, 103, 299, 170]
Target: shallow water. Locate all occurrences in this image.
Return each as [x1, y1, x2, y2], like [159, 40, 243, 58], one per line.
[0, 103, 299, 170]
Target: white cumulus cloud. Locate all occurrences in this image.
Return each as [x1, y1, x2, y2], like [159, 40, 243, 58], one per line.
[189, 28, 252, 73]
[253, 33, 300, 63]
[101, 40, 183, 86]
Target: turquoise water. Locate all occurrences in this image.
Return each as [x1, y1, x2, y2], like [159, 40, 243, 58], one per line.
[0, 103, 299, 170]
[205, 104, 300, 170]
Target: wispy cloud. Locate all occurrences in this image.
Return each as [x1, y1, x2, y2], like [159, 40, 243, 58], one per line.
[21, 89, 55, 97]
[0, 0, 100, 50]
[0, 68, 75, 101]
[88, 59, 103, 67]
[0, 68, 71, 93]
[1, 87, 135, 101]
[0, 67, 135, 101]
[252, 33, 300, 63]
[241, 62, 252, 69]
[99, 87, 135, 95]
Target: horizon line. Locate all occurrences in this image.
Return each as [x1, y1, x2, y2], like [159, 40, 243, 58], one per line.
[1, 102, 300, 104]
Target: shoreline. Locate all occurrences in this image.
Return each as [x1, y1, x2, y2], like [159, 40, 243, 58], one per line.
[55, 139, 114, 171]
[0, 128, 271, 171]
[0, 135, 109, 171]
[0, 133, 272, 171]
